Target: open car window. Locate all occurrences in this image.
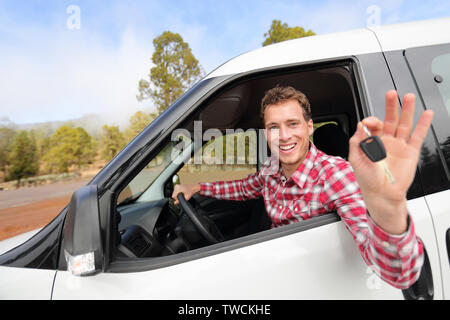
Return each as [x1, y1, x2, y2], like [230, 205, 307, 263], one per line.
[110, 60, 362, 265]
[178, 129, 258, 185]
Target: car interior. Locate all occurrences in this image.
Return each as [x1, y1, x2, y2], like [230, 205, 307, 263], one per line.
[113, 61, 362, 260]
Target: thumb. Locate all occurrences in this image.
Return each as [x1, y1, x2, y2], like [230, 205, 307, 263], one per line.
[171, 189, 180, 205]
[348, 122, 374, 168]
[352, 122, 367, 143]
[349, 123, 365, 157]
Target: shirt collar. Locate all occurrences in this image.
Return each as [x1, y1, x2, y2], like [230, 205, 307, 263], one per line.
[260, 155, 281, 177]
[290, 142, 319, 188]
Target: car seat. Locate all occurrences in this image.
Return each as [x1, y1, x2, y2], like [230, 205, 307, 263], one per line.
[313, 123, 349, 159]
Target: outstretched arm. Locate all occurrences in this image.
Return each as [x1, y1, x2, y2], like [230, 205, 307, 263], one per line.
[348, 90, 434, 235]
[171, 172, 265, 205]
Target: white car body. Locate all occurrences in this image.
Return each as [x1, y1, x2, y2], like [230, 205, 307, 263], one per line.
[1, 17, 449, 300]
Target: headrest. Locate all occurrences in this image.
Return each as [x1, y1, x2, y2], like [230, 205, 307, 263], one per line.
[313, 123, 349, 159]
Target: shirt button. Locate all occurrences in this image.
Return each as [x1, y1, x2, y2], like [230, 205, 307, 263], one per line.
[401, 243, 413, 254]
[381, 241, 390, 248]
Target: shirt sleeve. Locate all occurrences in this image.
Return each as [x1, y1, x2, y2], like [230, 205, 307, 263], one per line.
[199, 171, 264, 201]
[325, 161, 424, 289]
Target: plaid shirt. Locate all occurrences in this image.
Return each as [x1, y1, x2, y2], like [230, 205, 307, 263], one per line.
[200, 142, 424, 289]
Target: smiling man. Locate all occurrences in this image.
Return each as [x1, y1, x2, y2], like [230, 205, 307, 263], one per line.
[172, 85, 434, 289]
[262, 86, 314, 179]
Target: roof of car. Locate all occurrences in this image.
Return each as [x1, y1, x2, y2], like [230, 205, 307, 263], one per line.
[206, 17, 450, 79]
[369, 17, 450, 51]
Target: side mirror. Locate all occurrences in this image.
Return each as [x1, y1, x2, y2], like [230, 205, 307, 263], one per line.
[63, 185, 103, 276]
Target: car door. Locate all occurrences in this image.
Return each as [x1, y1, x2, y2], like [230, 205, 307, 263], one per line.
[0, 215, 64, 299]
[52, 41, 435, 299]
[356, 46, 445, 299]
[0, 266, 55, 299]
[0, 233, 56, 300]
[52, 212, 404, 299]
[395, 43, 450, 299]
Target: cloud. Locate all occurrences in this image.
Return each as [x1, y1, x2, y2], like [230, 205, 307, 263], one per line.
[0, 20, 155, 126]
[1, 0, 449, 126]
[0, 1, 223, 125]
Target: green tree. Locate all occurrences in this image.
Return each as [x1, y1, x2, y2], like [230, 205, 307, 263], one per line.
[0, 127, 17, 178]
[137, 31, 203, 114]
[262, 20, 315, 46]
[42, 125, 96, 173]
[100, 124, 125, 161]
[6, 130, 39, 186]
[124, 111, 154, 143]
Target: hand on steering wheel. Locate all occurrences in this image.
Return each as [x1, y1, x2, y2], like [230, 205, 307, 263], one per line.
[177, 193, 225, 244]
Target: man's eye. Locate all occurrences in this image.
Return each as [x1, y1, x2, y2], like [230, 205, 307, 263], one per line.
[269, 126, 278, 130]
[289, 122, 299, 127]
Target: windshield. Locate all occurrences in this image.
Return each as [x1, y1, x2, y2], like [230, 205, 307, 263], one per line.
[116, 140, 187, 205]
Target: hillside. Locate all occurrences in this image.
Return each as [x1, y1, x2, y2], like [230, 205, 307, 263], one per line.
[17, 113, 107, 137]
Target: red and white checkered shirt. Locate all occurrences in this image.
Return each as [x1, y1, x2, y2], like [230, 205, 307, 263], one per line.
[200, 142, 424, 289]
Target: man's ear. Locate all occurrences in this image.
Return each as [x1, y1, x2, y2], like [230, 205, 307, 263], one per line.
[307, 119, 314, 136]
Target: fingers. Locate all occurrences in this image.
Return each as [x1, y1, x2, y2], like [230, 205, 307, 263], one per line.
[172, 184, 200, 205]
[349, 122, 366, 145]
[395, 93, 416, 141]
[408, 110, 434, 150]
[173, 192, 186, 205]
[361, 116, 383, 136]
[355, 91, 432, 152]
[363, 91, 417, 142]
[171, 185, 182, 205]
[349, 122, 375, 165]
[172, 191, 179, 205]
[349, 119, 382, 162]
[383, 90, 399, 136]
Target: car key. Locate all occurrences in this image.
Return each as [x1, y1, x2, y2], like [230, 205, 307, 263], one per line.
[360, 124, 396, 184]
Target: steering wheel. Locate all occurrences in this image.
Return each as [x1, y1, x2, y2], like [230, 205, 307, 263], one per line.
[177, 193, 225, 244]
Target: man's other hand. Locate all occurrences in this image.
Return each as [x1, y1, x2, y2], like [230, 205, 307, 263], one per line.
[172, 183, 201, 205]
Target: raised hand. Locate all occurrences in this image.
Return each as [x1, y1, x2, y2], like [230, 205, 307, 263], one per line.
[349, 90, 434, 234]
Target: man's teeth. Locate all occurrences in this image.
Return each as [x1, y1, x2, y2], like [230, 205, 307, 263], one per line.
[279, 144, 296, 150]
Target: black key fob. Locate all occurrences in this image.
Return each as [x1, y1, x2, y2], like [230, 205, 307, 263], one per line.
[359, 136, 386, 162]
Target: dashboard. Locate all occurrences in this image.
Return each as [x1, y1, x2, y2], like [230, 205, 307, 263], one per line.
[116, 198, 205, 258]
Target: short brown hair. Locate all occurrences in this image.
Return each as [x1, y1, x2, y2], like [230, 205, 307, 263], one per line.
[261, 85, 312, 123]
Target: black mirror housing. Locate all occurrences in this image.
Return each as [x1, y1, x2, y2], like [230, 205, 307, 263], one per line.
[63, 185, 103, 276]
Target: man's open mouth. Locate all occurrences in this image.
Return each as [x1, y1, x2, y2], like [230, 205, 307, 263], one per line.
[279, 143, 296, 152]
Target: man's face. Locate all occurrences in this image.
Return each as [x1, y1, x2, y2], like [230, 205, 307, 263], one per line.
[264, 99, 314, 170]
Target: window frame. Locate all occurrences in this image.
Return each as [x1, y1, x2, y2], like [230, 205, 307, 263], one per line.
[404, 43, 450, 182]
[103, 56, 371, 273]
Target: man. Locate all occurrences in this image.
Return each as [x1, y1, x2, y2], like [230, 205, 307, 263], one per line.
[172, 85, 434, 289]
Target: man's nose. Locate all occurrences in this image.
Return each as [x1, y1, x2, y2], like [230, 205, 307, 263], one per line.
[279, 125, 291, 141]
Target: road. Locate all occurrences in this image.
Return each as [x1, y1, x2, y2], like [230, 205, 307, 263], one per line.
[0, 167, 254, 241]
[0, 178, 91, 241]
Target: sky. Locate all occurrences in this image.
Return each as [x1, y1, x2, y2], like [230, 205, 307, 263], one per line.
[0, 0, 449, 127]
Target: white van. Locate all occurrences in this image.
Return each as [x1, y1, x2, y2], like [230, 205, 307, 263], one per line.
[1, 17, 449, 300]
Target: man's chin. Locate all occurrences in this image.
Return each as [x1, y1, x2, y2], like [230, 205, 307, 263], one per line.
[278, 156, 300, 166]
[277, 151, 307, 166]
